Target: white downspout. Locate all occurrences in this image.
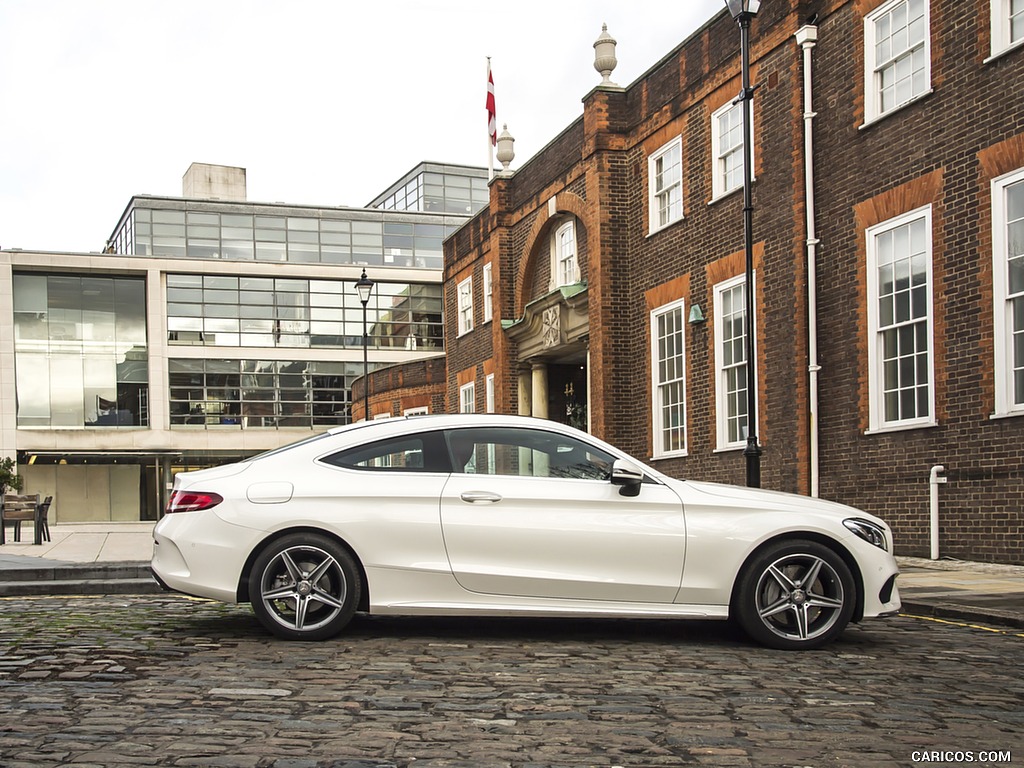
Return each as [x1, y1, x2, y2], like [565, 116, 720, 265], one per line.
[796, 25, 820, 497]
[930, 465, 947, 560]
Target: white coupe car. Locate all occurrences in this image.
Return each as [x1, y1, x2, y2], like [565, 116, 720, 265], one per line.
[151, 414, 901, 650]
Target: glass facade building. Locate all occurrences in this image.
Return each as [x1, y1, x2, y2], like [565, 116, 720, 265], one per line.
[2, 162, 488, 523]
[168, 358, 358, 429]
[368, 162, 489, 214]
[164, 275, 442, 351]
[111, 207, 455, 269]
[13, 274, 148, 428]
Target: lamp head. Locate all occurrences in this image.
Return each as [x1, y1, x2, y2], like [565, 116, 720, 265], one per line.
[355, 269, 374, 305]
[725, 0, 760, 19]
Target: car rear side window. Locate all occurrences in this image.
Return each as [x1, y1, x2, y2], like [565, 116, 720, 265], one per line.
[320, 433, 447, 472]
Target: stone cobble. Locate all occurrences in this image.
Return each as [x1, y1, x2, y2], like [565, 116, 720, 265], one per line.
[0, 595, 1021, 767]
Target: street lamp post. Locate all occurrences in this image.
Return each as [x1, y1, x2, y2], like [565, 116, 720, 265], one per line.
[725, 0, 762, 488]
[355, 269, 374, 422]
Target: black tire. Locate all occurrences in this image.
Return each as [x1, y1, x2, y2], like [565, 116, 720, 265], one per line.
[733, 539, 856, 650]
[248, 533, 361, 641]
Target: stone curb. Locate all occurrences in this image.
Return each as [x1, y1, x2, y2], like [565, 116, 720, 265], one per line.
[901, 600, 1024, 631]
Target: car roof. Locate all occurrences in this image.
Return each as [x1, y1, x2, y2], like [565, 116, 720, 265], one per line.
[325, 413, 581, 437]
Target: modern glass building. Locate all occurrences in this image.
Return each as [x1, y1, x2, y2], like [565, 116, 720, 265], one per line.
[0, 162, 486, 522]
[368, 161, 490, 214]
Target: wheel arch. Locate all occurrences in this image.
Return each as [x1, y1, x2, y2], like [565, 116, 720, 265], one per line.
[236, 526, 371, 613]
[730, 532, 866, 623]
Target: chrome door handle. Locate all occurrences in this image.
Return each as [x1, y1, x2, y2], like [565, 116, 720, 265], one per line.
[460, 491, 502, 503]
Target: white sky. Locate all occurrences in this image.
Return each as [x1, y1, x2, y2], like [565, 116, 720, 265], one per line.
[0, 0, 723, 253]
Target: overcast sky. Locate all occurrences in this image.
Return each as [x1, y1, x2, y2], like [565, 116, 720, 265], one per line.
[0, 0, 723, 253]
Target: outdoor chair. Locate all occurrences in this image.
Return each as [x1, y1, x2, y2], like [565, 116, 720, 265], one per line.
[36, 495, 53, 543]
[1, 494, 40, 545]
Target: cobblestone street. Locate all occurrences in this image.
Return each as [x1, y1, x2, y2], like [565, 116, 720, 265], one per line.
[0, 594, 1021, 767]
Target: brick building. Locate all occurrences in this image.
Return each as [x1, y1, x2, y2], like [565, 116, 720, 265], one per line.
[376, 0, 1024, 563]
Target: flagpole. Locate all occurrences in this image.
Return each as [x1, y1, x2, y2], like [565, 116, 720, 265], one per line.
[486, 57, 495, 180]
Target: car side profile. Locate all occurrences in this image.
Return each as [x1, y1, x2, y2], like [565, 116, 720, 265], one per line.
[151, 414, 901, 650]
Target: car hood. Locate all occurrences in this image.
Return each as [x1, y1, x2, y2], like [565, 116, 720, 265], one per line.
[666, 477, 889, 527]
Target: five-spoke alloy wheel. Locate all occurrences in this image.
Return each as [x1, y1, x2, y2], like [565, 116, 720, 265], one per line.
[734, 540, 856, 650]
[249, 533, 361, 641]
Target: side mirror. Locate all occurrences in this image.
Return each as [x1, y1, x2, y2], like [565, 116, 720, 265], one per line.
[610, 459, 644, 497]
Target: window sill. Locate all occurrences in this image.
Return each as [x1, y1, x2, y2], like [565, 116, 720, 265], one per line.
[990, 409, 1024, 420]
[864, 420, 937, 435]
[984, 38, 1024, 64]
[713, 444, 745, 454]
[651, 450, 688, 461]
[708, 186, 743, 206]
[646, 217, 684, 239]
[859, 88, 934, 131]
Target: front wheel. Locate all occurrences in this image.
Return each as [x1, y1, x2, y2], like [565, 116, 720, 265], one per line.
[249, 533, 361, 641]
[733, 540, 856, 650]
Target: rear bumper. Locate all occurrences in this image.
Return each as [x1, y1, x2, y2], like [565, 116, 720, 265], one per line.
[151, 511, 261, 603]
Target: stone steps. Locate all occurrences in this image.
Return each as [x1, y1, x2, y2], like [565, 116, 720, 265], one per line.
[0, 562, 163, 597]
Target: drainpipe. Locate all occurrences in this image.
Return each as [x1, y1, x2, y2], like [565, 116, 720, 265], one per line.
[930, 465, 947, 560]
[796, 24, 820, 496]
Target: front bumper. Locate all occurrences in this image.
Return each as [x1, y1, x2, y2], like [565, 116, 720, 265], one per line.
[858, 551, 902, 619]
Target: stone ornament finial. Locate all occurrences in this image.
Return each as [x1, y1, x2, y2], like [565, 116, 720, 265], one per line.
[593, 23, 618, 86]
[496, 123, 515, 174]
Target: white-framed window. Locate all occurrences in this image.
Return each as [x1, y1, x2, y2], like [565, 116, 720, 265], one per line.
[460, 382, 476, 413]
[650, 299, 687, 458]
[866, 206, 935, 431]
[714, 275, 756, 450]
[403, 406, 429, 416]
[710, 100, 750, 200]
[648, 137, 683, 233]
[485, 373, 495, 413]
[457, 277, 473, 336]
[864, 0, 931, 124]
[993, 168, 1024, 416]
[482, 263, 493, 323]
[991, 0, 1024, 58]
[552, 219, 579, 287]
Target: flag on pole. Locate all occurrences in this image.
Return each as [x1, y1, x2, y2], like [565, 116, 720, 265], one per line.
[486, 58, 497, 147]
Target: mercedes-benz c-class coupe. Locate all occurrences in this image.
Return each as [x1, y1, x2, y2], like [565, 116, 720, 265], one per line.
[152, 414, 901, 650]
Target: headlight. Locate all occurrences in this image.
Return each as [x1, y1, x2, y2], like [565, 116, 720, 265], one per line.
[844, 518, 888, 551]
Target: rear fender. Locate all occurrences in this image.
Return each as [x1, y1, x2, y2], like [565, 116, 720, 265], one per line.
[237, 526, 370, 612]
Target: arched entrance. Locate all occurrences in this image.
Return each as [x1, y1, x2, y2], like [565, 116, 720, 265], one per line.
[505, 284, 590, 431]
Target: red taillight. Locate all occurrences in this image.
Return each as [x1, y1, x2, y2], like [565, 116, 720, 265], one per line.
[165, 490, 223, 514]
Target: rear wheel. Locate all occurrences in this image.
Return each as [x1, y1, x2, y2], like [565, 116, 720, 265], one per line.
[733, 539, 855, 650]
[249, 533, 361, 641]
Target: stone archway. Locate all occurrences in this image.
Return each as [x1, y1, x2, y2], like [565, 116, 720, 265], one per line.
[514, 191, 589, 318]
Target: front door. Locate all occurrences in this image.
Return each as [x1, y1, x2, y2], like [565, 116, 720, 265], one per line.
[439, 426, 685, 603]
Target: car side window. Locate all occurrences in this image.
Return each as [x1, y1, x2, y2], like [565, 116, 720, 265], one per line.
[321, 433, 446, 472]
[445, 427, 613, 481]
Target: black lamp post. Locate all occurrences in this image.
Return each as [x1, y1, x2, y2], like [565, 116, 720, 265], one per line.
[725, 0, 762, 488]
[355, 269, 374, 421]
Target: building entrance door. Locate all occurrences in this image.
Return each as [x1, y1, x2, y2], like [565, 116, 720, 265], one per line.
[546, 363, 588, 431]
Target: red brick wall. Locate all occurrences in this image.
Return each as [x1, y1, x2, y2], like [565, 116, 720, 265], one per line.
[351, 357, 447, 422]
[429, 0, 1024, 563]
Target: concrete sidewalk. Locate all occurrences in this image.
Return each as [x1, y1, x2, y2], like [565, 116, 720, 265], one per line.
[0, 522, 155, 566]
[0, 522, 1022, 629]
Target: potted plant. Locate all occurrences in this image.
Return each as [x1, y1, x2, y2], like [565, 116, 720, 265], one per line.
[0, 456, 24, 497]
